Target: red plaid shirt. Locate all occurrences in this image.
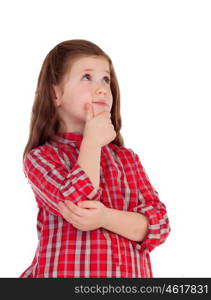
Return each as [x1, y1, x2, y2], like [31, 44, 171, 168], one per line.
[20, 131, 170, 278]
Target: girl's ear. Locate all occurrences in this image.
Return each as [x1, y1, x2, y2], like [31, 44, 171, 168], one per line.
[52, 84, 62, 107]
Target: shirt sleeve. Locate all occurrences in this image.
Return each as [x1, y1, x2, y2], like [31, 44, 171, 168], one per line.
[23, 148, 103, 217]
[129, 149, 170, 252]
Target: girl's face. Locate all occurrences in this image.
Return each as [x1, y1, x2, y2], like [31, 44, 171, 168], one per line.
[53, 56, 113, 133]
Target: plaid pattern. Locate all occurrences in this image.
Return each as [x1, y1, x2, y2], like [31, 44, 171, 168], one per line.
[20, 132, 170, 278]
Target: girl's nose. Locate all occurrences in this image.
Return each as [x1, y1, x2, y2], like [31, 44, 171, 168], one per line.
[95, 84, 107, 95]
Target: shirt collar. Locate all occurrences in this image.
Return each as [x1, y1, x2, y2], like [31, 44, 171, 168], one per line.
[49, 131, 116, 152]
[50, 131, 83, 147]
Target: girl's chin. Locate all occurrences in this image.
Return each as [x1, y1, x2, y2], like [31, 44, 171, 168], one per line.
[93, 105, 109, 115]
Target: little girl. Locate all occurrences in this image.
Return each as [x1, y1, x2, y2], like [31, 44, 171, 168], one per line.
[20, 39, 170, 278]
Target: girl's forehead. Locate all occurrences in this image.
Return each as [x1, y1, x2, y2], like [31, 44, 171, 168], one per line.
[71, 56, 109, 72]
[63, 56, 110, 83]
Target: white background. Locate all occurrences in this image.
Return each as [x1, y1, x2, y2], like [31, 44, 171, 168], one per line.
[0, 0, 210, 278]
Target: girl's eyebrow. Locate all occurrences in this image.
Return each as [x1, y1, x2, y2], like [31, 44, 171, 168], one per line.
[80, 68, 110, 75]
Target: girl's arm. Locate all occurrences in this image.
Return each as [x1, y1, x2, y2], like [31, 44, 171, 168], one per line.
[58, 199, 149, 242]
[57, 148, 170, 249]
[23, 144, 102, 217]
[77, 137, 101, 189]
[58, 147, 170, 248]
[102, 207, 149, 242]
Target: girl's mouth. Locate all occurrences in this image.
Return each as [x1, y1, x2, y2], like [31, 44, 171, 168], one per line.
[94, 102, 108, 106]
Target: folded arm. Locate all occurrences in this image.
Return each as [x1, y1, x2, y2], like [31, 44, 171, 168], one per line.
[102, 207, 149, 242]
[23, 146, 102, 217]
[58, 198, 149, 242]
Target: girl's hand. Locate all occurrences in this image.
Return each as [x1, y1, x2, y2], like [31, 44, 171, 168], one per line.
[57, 200, 108, 231]
[83, 103, 116, 147]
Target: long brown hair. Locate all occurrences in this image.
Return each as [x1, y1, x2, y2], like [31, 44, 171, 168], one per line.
[23, 39, 124, 162]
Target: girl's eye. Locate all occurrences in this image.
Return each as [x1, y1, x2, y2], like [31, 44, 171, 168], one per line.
[82, 73, 91, 81]
[82, 73, 110, 84]
[104, 76, 111, 84]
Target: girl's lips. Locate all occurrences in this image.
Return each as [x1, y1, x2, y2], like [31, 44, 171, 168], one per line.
[94, 102, 108, 106]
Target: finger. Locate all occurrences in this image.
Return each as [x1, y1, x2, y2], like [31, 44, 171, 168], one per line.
[85, 103, 94, 122]
[58, 202, 72, 221]
[58, 201, 69, 213]
[78, 201, 98, 209]
[58, 202, 81, 224]
[65, 200, 85, 216]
